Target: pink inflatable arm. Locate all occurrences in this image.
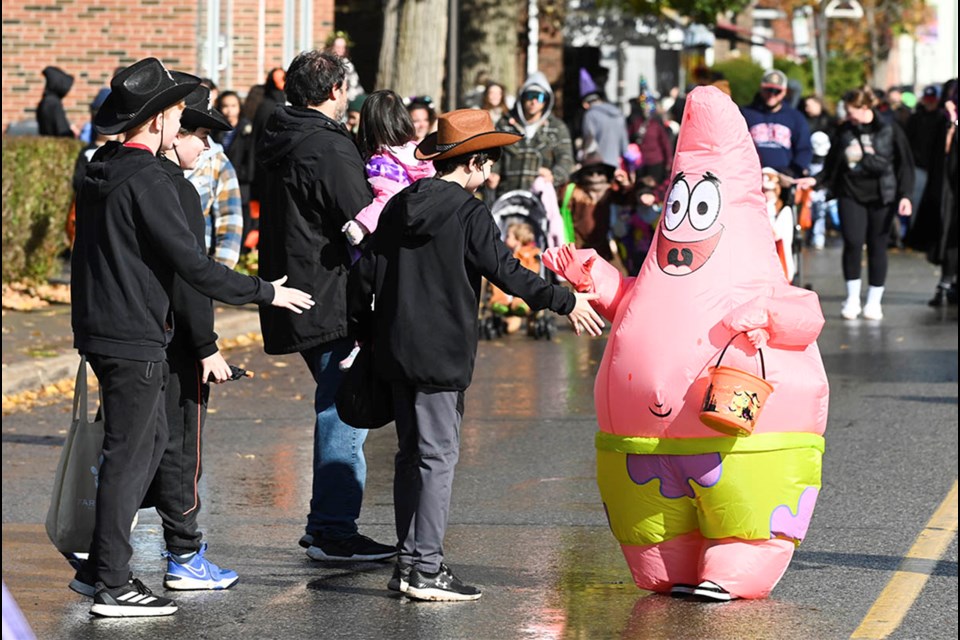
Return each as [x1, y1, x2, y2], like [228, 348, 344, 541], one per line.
[542, 245, 634, 321]
[723, 288, 825, 348]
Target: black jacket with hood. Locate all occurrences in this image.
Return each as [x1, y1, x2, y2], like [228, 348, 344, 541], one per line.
[158, 156, 219, 360]
[71, 143, 274, 362]
[257, 105, 373, 354]
[36, 66, 74, 137]
[819, 111, 915, 206]
[349, 178, 575, 391]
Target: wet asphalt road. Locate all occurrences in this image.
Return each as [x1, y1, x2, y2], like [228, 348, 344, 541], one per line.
[2, 245, 957, 640]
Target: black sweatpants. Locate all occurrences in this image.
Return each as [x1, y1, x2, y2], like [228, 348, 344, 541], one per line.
[86, 354, 168, 588]
[838, 197, 896, 286]
[143, 346, 208, 555]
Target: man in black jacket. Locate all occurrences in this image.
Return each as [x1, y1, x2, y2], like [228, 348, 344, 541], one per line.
[257, 50, 395, 562]
[349, 109, 603, 601]
[70, 57, 313, 618]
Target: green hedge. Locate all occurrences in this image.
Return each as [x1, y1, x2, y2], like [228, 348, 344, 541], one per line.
[710, 57, 765, 107]
[2, 136, 82, 283]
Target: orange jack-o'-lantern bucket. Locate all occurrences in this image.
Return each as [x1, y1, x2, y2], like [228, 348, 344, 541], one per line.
[700, 333, 774, 437]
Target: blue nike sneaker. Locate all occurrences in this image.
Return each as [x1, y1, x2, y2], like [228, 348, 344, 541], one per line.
[163, 543, 239, 591]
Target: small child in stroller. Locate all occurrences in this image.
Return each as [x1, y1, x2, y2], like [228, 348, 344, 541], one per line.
[489, 221, 541, 333]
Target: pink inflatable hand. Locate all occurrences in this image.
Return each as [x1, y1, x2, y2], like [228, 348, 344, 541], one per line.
[543, 244, 595, 292]
[745, 328, 770, 349]
[723, 296, 770, 334]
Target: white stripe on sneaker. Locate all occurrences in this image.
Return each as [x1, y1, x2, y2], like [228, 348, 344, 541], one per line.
[117, 592, 138, 601]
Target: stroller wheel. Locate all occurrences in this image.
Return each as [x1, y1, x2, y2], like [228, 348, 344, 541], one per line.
[544, 317, 556, 340]
[480, 317, 493, 340]
[493, 316, 504, 338]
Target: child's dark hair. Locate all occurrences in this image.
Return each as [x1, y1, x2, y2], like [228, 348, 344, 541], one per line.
[358, 90, 415, 159]
[407, 100, 437, 124]
[433, 147, 502, 176]
[215, 90, 242, 112]
[285, 50, 346, 108]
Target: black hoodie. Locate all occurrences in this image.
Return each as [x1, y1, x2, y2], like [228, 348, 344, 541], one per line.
[36, 66, 74, 137]
[349, 178, 575, 391]
[71, 142, 274, 362]
[158, 156, 219, 360]
[257, 105, 373, 354]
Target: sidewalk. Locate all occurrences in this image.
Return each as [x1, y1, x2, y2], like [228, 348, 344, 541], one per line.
[1, 303, 262, 397]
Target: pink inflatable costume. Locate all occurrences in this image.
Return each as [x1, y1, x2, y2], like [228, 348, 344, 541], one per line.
[544, 86, 828, 600]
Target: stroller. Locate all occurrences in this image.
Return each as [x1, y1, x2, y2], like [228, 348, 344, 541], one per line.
[478, 190, 558, 340]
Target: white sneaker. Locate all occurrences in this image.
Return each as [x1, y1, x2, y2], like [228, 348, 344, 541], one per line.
[862, 302, 883, 320]
[841, 299, 861, 320]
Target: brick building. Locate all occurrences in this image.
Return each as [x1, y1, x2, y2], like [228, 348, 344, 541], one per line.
[2, 0, 335, 133]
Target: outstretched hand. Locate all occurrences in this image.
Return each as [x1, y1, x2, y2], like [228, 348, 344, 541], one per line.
[269, 276, 315, 314]
[568, 292, 604, 336]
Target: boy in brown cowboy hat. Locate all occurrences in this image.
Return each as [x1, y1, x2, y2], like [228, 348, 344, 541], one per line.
[70, 57, 313, 617]
[349, 109, 604, 601]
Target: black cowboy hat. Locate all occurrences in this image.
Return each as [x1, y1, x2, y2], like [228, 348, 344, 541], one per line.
[177, 75, 232, 132]
[415, 109, 521, 161]
[95, 58, 200, 135]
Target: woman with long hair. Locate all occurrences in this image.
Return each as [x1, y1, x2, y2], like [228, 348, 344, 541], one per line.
[818, 87, 915, 320]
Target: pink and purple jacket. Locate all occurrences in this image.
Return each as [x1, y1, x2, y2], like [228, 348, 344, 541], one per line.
[354, 142, 435, 234]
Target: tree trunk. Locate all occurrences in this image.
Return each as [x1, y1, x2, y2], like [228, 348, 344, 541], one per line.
[395, 0, 449, 103]
[459, 0, 521, 101]
[377, 0, 402, 90]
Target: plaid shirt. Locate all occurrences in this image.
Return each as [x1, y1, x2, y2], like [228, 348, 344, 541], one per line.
[187, 146, 243, 268]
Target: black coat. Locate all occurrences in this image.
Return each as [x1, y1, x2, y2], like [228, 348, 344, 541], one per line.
[71, 142, 273, 362]
[36, 66, 74, 137]
[251, 84, 286, 201]
[349, 178, 575, 391]
[820, 113, 914, 206]
[159, 156, 219, 360]
[216, 117, 256, 206]
[256, 106, 373, 354]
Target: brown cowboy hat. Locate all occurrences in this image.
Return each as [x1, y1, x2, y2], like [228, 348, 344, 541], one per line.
[415, 109, 521, 161]
[95, 58, 200, 135]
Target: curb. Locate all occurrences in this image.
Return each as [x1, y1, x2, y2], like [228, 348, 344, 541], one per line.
[1, 307, 262, 397]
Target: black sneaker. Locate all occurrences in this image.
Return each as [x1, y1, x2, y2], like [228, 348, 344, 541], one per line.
[691, 580, 737, 602]
[298, 531, 319, 549]
[68, 557, 96, 598]
[405, 564, 481, 602]
[387, 562, 412, 593]
[89, 579, 178, 617]
[305, 533, 397, 562]
[669, 583, 697, 598]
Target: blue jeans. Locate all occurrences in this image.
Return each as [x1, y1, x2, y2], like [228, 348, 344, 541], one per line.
[301, 338, 367, 539]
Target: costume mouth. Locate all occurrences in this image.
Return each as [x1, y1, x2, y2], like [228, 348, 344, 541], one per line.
[656, 226, 723, 276]
[649, 404, 673, 418]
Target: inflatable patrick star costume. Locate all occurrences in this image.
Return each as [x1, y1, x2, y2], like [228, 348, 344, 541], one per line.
[544, 86, 828, 601]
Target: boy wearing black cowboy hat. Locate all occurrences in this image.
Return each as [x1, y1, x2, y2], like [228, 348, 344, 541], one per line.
[348, 109, 604, 601]
[137, 80, 241, 592]
[70, 57, 313, 617]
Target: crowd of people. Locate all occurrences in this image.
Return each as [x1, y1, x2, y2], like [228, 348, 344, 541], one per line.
[31, 42, 958, 617]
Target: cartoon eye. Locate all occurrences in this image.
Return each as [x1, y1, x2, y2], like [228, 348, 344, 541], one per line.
[663, 178, 690, 231]
[689, 178, 722, 231]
